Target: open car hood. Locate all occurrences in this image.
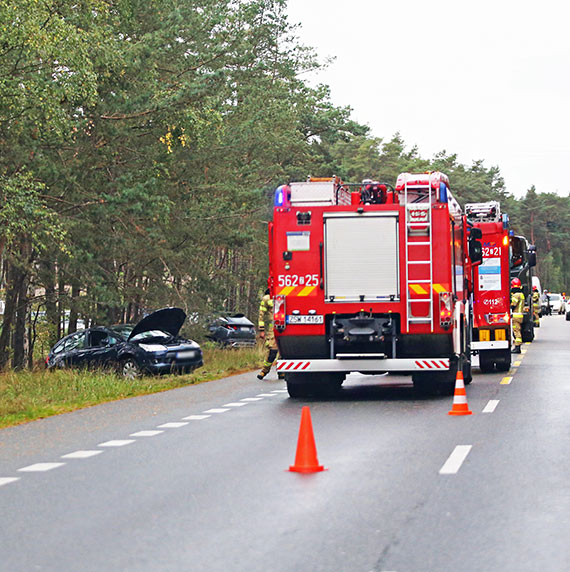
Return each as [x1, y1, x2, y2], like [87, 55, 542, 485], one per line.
[128, 307, 187, 341]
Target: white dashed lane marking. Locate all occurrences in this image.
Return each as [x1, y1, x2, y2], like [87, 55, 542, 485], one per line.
[18, 463, 65, 472]
[3, 391, 287, 489]
[482, 400, 500, 413]
[98, 440, 135, 447]
[439, 445, 472, 475]
[61, 450, 103, 459]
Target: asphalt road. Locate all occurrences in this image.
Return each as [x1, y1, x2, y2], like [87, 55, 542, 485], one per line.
[1, 316, 569, 572]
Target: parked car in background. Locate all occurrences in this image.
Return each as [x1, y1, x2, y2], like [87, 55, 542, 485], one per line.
[544, 292, 564, 315]
[46, 308, 203, 379]
[207, 314, 256, 348]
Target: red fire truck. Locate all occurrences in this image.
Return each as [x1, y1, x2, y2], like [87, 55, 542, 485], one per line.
[268, 173, 483, 397]
[465, 201, 512, 372]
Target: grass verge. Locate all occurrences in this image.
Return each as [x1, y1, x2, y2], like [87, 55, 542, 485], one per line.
[0, 344, 266, 429]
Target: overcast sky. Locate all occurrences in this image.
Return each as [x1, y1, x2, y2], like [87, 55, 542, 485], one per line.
[286, 0, 570, 198]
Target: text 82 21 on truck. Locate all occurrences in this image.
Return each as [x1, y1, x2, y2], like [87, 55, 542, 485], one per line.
[268, 173, 483, 397]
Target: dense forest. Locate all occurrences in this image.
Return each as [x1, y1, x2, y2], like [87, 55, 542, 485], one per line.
[1, 0, 568, 368]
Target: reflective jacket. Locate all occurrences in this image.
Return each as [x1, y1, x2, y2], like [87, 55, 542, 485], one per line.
[511, 289, 525, 315]
[258, 294, 274, 331]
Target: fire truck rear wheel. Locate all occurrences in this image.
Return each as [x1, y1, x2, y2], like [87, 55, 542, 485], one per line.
[521, 322, 534, 343]
[286, 373, 344, 398]
[495, 359, 510, 372]
[411, 373, 437, 395]
[479, 352, 495, 373]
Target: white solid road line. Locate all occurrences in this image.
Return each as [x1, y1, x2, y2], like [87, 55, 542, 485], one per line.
[0, 477, 20, 486]
[130, 430, 164, 437]
[98, 440, 135, 447]
[18, 463, 66, 472]
[439, 445, 472, 475]
[61, 450, 103, 459]
[482, 400, 500, 413]
[157, 422, 188, 428]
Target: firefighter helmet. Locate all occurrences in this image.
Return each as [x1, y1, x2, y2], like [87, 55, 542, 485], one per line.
[532, 285, 538, 291]
[511, 278, 522, 288]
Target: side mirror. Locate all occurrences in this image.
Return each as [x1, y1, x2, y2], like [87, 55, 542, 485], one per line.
[470, 227, 483, 239]
[469, 239, 483, 264]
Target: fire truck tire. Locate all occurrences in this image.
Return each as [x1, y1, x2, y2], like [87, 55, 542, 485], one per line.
[495, 357, 511, 372]
[412, 357, 470, 395]
[521, 321, 534, 343]
[479, 352, 495, 373]
[286, 373, 344, 398]
[463, 358, 473, 385]
[411, 373, 437, 395]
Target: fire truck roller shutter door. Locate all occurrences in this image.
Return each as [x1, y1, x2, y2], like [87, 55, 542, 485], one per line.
[324, 213, 399, 301]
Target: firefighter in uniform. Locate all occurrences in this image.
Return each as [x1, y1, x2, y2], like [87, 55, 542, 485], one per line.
[532, 285, 540, 327]
[510, 278, 525, 353]
[257, 289, 279, 380]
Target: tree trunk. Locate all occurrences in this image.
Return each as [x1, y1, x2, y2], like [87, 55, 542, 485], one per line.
[12, 270, 30, 370]
[68, 283, 80, 333]
[57, 280, 66, 337]
[0, 261, 19, 369]
[40, 258, 60, 347]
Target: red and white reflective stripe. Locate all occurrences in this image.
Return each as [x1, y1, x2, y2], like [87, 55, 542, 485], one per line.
[414, 359, 449, 369]
[276, 361, 311, 371]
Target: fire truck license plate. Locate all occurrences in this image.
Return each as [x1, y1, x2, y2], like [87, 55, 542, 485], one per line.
[286, 315, 323, 325]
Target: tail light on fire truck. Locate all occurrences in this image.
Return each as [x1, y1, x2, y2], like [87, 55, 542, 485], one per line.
[274, 295, 286, 331]
[485, 313, 509, 325]
[439, 292, 453, 328]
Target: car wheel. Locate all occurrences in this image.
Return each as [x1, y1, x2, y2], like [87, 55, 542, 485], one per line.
[121, 358, 141, 380]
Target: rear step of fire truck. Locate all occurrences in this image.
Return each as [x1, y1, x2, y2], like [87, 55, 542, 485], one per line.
[404, 176, 434, 331]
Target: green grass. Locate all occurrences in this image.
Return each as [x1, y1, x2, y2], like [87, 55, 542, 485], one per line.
[0, 344, 266, 429]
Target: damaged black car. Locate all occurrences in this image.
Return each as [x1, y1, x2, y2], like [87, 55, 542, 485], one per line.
[46, 308, 203, 379]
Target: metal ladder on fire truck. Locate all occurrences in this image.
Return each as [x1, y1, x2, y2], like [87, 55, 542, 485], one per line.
[404, 175, 434, 332]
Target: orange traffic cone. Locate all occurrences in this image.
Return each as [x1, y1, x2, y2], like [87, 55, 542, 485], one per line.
[289, 406, 326, 473]
[448, 370, 472, 416]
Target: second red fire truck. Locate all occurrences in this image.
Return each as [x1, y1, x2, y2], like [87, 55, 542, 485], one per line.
[465, 201, 512, 372]
[268, 172, 483, 397]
